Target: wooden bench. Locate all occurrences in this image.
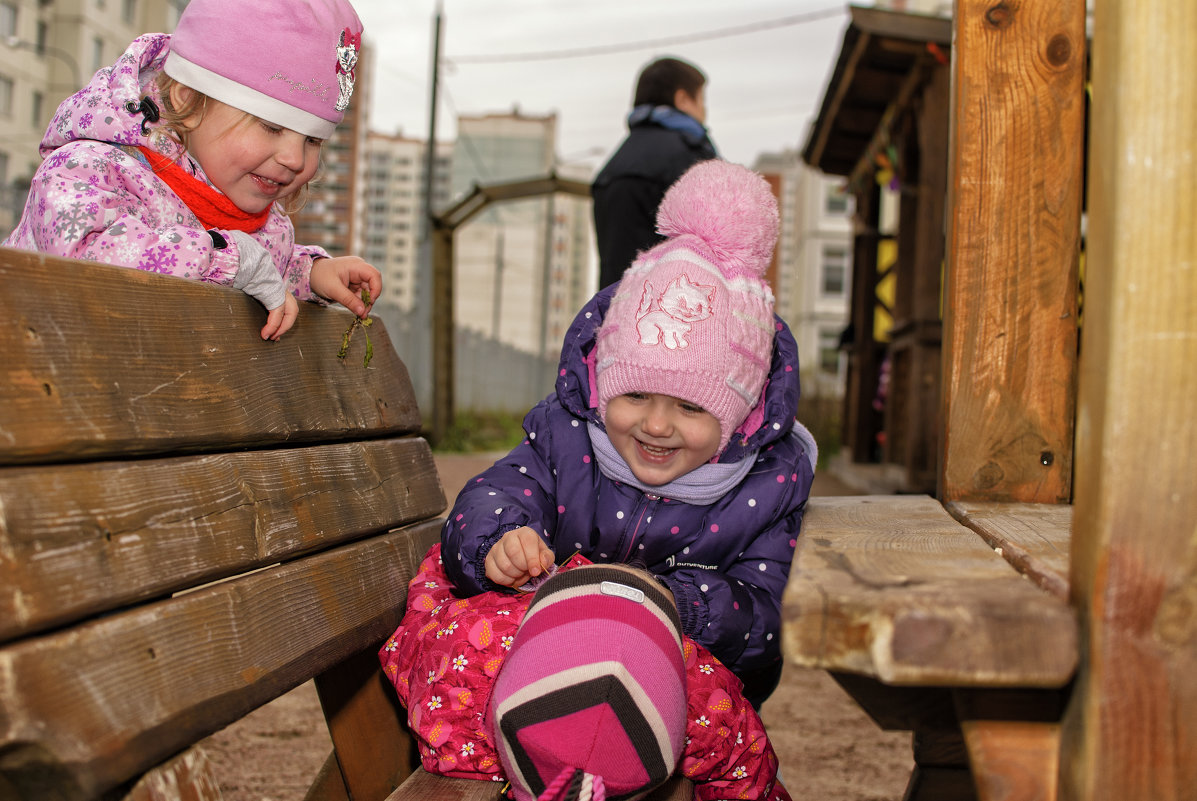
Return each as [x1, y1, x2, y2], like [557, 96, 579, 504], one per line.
[0, 249, 695, 801]
[783, 496, 1077, 800]
[0, 248, 445, 801]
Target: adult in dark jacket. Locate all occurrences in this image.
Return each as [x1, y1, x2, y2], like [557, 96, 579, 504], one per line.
[444, 161, 815, 706]
[592, 56, 718, 289]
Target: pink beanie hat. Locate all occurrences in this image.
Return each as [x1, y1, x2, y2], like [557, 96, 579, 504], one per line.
[490, 566, 686, 801]
[164, 0, 363, 139]
[595, 159, 780, 455]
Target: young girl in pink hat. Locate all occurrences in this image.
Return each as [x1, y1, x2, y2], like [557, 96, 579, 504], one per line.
[3, 0, 379, 341]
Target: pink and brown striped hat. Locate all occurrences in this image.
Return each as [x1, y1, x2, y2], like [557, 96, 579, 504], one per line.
[489, 565, 687, 801]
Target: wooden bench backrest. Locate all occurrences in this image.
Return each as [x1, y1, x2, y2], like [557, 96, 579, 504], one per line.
[0, 249, 446, 800]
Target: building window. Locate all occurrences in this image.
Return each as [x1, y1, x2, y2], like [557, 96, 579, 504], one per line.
[0, 3, 16, 38]
[31, 90, 43, 126]
[90, 37, 103, 74]
[0, 75, 13, 117]
[824, 183, 850, 215]
[818, 328, 841, 374]
[122, 0, 136, 24]
[821, 246, 847, 296]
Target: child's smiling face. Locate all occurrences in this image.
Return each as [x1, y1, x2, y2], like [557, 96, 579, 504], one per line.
[174, 87, 322, 214]
[604, 392, 722, 486]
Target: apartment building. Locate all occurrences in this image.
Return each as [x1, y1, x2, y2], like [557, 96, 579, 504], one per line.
[362, 130, 453, 312]
[452, 108, 593, 357]
[0, 0, 187, 232]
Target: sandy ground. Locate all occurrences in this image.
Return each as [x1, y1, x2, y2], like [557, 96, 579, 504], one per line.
[199, 454, 913, 801]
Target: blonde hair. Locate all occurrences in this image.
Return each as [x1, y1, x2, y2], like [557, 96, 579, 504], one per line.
[153, 74, 319, 214]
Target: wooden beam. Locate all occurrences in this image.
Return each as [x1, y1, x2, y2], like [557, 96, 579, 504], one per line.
[940, 1, 1086, 503]
[0, 521, 441, 800]
[0, 438, 444, 641]
[1060, 1, 1197, 798]
[0, 250, 421, 465]
[782, 496, 1077, 687]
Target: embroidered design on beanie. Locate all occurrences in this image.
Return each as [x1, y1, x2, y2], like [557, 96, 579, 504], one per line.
[335, 27, 360, 112]
[635, 275, 716, 350]
[594, 159, 781, 455]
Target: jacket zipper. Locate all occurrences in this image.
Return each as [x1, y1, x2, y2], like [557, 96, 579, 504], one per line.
[620, 492, 659, 562]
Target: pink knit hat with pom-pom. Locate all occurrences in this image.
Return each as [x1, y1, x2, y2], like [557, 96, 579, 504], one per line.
[594, 159, 779, 454]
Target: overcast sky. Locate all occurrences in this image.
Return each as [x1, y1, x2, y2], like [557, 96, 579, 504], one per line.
[348, 0, 850, 172]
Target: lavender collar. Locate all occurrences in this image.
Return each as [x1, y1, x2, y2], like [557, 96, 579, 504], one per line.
[586, 423, 755, 505]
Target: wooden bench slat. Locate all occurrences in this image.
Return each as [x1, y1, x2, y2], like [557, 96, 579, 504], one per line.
[0, 248, 420, 466]
[0, 437, 446, 641]
[944, 501, 1071, 600]
[0, 520, 441, 801]
[782, 496, 1077, 687]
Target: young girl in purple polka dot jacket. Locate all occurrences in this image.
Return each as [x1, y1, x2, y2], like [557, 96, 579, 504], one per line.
[442, 159, 817, 710]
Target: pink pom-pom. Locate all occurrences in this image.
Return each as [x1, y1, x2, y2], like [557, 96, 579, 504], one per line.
[655, 160, 779, 278]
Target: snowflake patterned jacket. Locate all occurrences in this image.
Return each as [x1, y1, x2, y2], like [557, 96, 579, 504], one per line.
[380, 544, 792, 801]
[2, 34, 328, 298]
[442, 285, 814, 677]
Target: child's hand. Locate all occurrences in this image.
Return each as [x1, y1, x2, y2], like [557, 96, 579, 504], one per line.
[229, 230, 293, 340]
[260, 293, 299, 341]
[485, 526, 555, 588]
[310, 256, 382, 319]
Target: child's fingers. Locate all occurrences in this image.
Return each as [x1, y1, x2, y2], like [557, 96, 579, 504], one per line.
[272, 296, 299, 340]
[485, 546, 528, 587]
[512, 528, 554, 577]
[260, 305, 284, 340]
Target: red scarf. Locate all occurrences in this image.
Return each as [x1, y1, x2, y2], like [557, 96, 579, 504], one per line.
[136, 146, 272, 232]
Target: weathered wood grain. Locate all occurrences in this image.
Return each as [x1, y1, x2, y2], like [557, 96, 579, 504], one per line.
[120, 747, 223, 801]
[940, 0, 1085, 502]
[315, 650, 415, 801]
[960, 721, 1060, 801]
[1061, 1, 1197, 798]
[0, 437, 445, 641]
[782, 496, 1076, 686]
[0, 519, 441, 801]
[945, 501, 1071, 600]
[0, 248, 420, 465]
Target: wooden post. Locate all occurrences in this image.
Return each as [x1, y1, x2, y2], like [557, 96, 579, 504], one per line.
[1060, 1, 1197, 798]
[941, 0, 1086, 503]
[430, 221, 454, 445]
[845, 182, 883, 463]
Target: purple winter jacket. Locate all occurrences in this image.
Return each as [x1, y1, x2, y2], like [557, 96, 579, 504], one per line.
[443, 286, 815, 677]
[2, 34, 328, 299]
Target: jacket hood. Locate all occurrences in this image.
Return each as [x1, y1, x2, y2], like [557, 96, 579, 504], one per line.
[41, 34, 183, 160]
[555, 284, 803, 465]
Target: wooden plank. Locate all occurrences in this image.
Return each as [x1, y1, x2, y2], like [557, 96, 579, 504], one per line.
[959, 721, 1059, 801]
[0, 520, 442, 801]
[386, 769, 500, 801]
[940, 0, 1085, 503]
[945, 501, 1071, 600]
[781, 496, 1077, 686]
[0, 249, 421, 465]
[385, 769, 693, 801]
[315, 649, 415, 801]
[0, 437, 445, 641]
[1060, 1, 1197, 798]
[954, 689, 1065, 801]
[119, 746, 223, 801]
